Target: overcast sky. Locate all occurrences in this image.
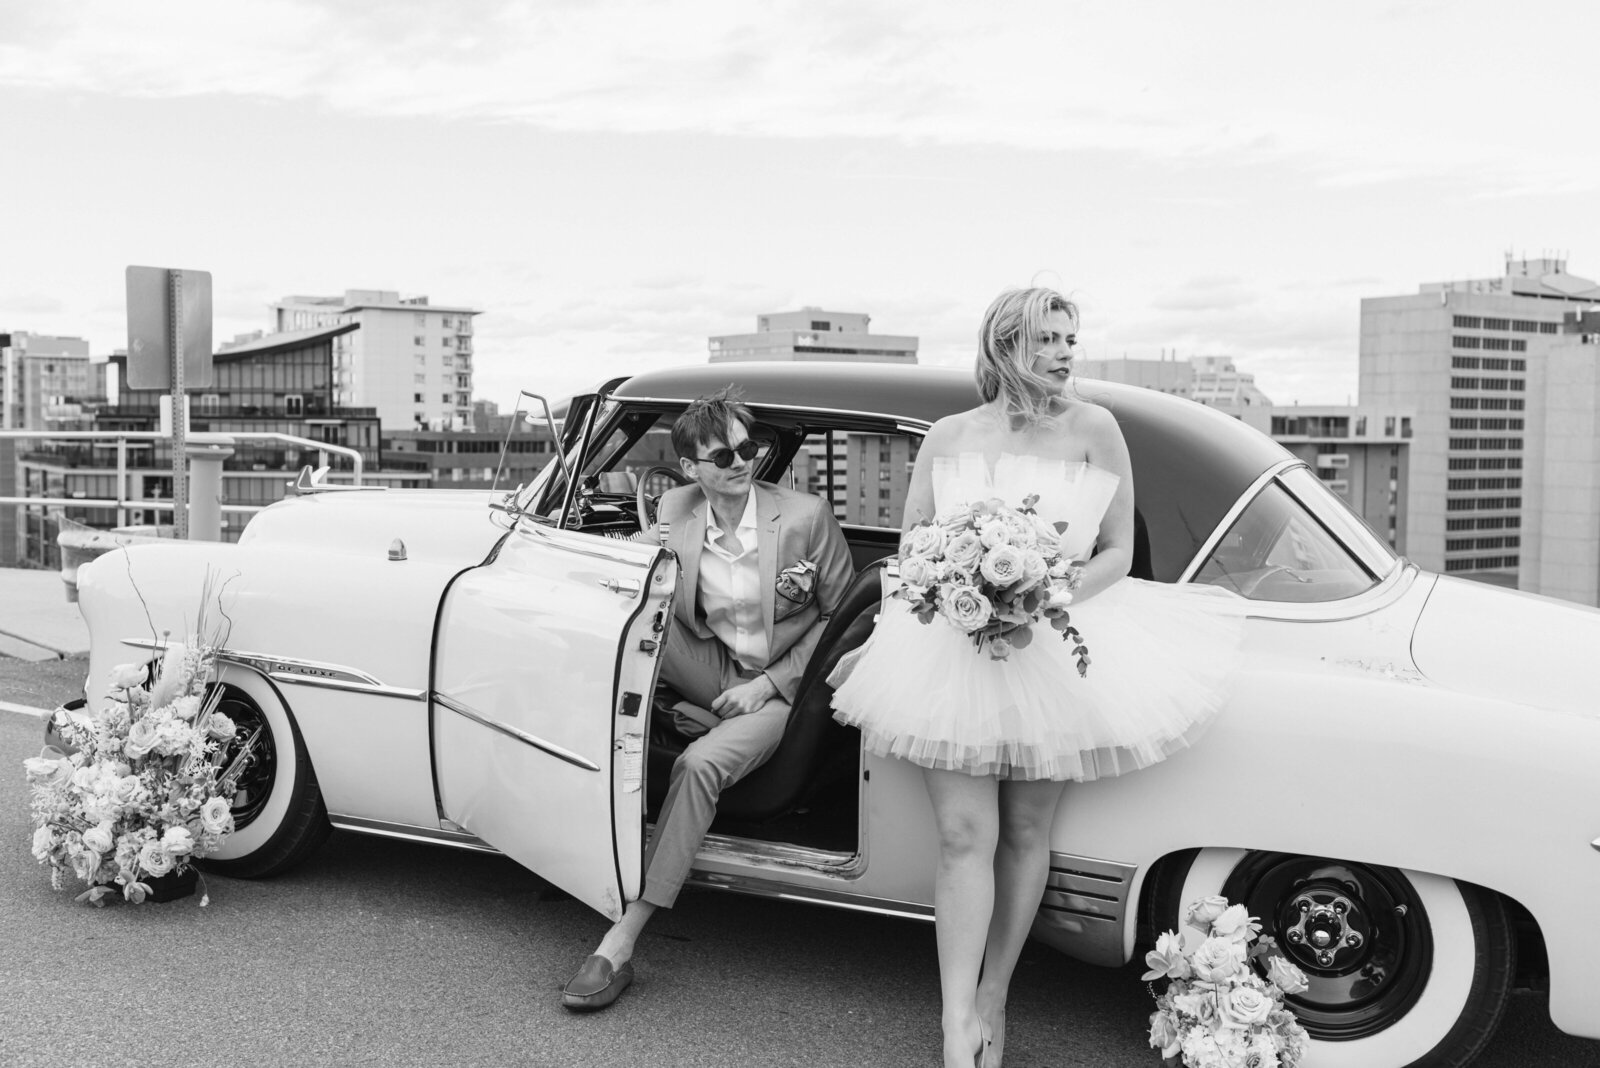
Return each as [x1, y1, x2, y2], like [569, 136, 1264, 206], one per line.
[3, 0, 1597, 408]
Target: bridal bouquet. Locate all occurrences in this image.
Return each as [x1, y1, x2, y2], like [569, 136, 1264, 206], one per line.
[24, 592, 251, 906]
[897, 494, 1089, 671]
[1144, 896, 1310, 1068]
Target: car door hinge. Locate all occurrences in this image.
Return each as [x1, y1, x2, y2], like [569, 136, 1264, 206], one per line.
[638, 638, 660, 655]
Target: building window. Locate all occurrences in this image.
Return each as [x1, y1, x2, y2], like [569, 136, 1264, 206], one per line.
[284, 394, 303, 416]
[1540, 322, 1559, 334]
[811, 320, 831, 331]
[1482, 337, 1511, 351]
[1354, 416, 1366, 436]
[1510, 339, 1527, 352]
[1453, 315, 1482, 329]
[1451, 377, 1478, 390]
[1481, 318, 1509, 331]
[1510, 359, 1526, 372]
[1453, 336, 1481, 349]
[1384, 416, 1396, 435]
[414, 393, 423, 403]
[415, 336, 425, 346]
[1451, 356, 1480, 369]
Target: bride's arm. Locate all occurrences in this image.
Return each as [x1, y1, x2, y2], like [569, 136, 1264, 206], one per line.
[1072, 405, 1135, 603]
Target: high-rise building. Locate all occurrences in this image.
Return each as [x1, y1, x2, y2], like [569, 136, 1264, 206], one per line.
[269, 290, 481, 431]
[708, 308, 918, 364]
[0, 331, 94, 430]
[1256, 405, 1413, 553]
[1075, 354, 1271, 416]
[1360, 257, 1600, 588]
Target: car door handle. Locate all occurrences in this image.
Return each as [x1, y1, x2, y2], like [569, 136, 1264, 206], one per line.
[599, 578, 642, 597]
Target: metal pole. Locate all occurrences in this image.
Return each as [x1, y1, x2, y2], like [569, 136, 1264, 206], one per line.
[116, 437, 127, 528]
[169, 269, 188, 539]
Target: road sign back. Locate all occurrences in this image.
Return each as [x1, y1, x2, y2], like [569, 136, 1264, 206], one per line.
[126, 266, 214, 390]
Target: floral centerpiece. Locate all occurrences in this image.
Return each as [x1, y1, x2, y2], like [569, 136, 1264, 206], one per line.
[897, 494, 1089, 670]
[1144, 896, 1311, 1068]
[24, 592, 251, 906]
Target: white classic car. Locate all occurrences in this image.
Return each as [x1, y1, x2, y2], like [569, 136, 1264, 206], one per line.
[70, 362, 1600, 1068]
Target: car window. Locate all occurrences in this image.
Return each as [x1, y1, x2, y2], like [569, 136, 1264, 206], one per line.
[1192, 479, 1380, 602]
[578, 411, 678, 493]
[782, 428, 921, 531]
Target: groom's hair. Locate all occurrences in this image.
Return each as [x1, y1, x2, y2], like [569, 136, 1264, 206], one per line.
[672, 385, 756, 459]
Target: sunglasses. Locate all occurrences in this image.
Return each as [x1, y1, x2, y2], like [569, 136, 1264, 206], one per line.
[691, 440, 763, 468]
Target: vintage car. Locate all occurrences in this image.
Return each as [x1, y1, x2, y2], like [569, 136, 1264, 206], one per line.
[70, 362, 1600, 1068]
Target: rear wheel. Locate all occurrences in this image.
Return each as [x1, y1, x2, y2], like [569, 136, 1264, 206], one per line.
[198, 669, 331, 878]
[1162, 848, 1514, 1068]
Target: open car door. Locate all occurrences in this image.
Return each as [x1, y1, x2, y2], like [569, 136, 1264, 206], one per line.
[431, 523, 676, 920]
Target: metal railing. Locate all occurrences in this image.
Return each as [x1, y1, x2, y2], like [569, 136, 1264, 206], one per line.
[0, 429, 365, 529]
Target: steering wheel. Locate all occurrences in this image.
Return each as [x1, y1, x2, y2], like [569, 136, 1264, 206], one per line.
[1231, 564, 1303, 598]
[635, 465, 691, 533]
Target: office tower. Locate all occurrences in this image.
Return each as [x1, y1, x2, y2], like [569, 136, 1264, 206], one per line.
[271, 290, 481, 431]
[708, 308, 918, 364]
[1360, 257, 1600, 588]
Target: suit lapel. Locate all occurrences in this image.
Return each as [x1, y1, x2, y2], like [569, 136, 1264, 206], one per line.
[677, 496, 710, 631]
[756, 484, 781, 640]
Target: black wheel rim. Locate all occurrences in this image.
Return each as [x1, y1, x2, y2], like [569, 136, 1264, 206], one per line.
[214, 687, 277, 829]
[1223, 854, 1433, 1041]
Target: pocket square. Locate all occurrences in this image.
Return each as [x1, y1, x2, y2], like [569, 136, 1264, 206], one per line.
[776, 559, 818, 606]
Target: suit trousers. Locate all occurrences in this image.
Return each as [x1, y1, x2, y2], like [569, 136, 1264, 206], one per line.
[642, 621, 790, 908]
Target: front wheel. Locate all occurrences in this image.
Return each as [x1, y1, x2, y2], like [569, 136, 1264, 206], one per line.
[198, 669, 331, 878]
[1163, 849, 1514, 1068]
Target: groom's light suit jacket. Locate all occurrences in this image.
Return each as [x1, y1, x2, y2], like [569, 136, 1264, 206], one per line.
[651, 479, 855, 703]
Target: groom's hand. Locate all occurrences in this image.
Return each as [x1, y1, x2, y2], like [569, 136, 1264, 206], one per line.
[712, 674, 778, 719]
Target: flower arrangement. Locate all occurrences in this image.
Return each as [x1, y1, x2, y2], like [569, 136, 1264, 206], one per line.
[1144, 896, 1310, 1068]
[897, 494, 1089, 670]
[23, 590, 251, 906]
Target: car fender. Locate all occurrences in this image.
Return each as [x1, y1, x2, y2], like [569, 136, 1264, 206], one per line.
[1053, 665, 1600, 1039]
[77, 541, 474, 830]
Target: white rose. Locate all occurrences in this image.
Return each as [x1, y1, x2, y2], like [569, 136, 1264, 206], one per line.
[107, 663, 147, 690]
[1266, 955, 1309, 995]
[170, 694, 202, 721]
[944, 531, 984, 572]
[23, 754, 72, 788]
[206, 711, 237, 743]
[978, 545, 1027, 589]
[138, 841, 175, 877]
[156, 718, 195, 757]
[82, 822, 115, 854]
[939, 584, 994, 633]
[200, 797, 234, 835]
[161, 826, 195, 856]
[1019, 550, 1048, 586]
[31, 825, 56, 861]
[1221, 986, 1275, 1028]
[1187, 895, 1231, 930]
[1191, 936, 1247, 982]
[977, 517, 1011, 548]
[123, 718, 160, 760]
[1212, 903, 1256, 941]
[898, 556, 939, 589]
[901, 523, 947, 559]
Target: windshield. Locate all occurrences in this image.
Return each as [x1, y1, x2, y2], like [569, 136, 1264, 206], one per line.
[1192, 473, 1387, 602]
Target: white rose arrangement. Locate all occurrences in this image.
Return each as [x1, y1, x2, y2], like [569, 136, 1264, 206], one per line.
[896, 494, 1089, 670]
[1144, 896, 1311, 1068]
[23, 585, 255, 906]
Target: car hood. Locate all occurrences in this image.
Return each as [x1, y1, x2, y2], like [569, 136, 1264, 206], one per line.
[1411, 575, 1600, 717]
[238, 488, 504, 564]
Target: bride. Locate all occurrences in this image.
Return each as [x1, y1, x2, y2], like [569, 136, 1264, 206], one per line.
[831, 286, 1242, 1067]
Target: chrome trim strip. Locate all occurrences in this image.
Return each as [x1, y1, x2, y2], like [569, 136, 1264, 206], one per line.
[687, 868, 933, 922]
[119, 640, 428, 700]
[697, 831, 864, 876]
[511, 522, 660, 566]
[1592, 837, 1600, 853]
[433, 691, 602, 773]
[1175, 458, 1299, 585]
[328, 814, 499, 853]
[615, 395, 934, 433]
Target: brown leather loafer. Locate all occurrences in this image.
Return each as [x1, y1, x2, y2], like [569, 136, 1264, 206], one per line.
[561, 954, 635, 1012]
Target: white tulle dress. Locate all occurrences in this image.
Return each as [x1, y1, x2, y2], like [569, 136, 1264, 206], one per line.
[830, 452, 1247, 782]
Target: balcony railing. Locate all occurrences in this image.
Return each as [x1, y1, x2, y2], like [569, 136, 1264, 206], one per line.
[0, 429, 364, 531]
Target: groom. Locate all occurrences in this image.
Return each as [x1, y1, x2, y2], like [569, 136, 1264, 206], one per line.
[562, 385, 855, 1011]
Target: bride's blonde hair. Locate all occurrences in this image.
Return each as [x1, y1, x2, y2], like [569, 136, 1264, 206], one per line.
[975, 286, 1080, 426]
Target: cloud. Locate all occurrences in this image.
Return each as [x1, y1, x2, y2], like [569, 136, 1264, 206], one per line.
[1150, 277, 1258, 314]
[2, 293, 66, 317]
[2, 1, 1595, 194]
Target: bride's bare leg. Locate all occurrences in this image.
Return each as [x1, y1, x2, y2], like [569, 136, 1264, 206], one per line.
[976, 777, 1069, 1067]
[923, 766, 1001, 1068]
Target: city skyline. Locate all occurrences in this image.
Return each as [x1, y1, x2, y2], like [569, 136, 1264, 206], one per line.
[3, 1, 1597, 410]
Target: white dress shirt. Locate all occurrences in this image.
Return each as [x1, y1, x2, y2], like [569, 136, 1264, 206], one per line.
[698, 490, 769, 670]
